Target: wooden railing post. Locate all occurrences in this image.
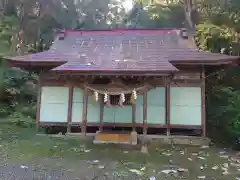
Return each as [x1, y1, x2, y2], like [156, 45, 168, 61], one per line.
[81, 87, 88, 135]
[143, 92, 147, 141]
[132, 103, 136, 131]
[36, 74, 42, 132]
[67, 86, 73, 133]
[166, 83, 171, 136]
[201, 66, 206, 137]
[36, 72, 43, 132]
[99, 95, 104, 132]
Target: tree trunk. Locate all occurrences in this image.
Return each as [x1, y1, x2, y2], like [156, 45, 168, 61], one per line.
[11, 1, 25, 56]
[0, 0, 6, 101]
[0, 0, 5, 22]
[183, 0, 195, 31]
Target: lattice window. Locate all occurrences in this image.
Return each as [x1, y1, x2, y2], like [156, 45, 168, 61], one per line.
[109, 94, 131, 106]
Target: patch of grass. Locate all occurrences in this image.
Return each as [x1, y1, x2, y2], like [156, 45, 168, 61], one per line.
[0, 124, 157, 163]
[0, 122, 239, 179]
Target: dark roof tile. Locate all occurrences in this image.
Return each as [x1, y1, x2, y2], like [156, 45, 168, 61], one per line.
[7, 29, 239, 72]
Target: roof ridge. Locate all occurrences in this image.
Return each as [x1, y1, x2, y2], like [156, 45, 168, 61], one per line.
[65, 28, 178, 33]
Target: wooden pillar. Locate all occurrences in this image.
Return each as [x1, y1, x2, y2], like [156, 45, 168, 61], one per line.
[132, 103, 136, 131]
[99, 95, 104, 132]
[143, 92, 147, 137]
[36, 76, 42, 132]
[67, 86, 73, 133]
[166, 83, 171, 136]
[81, 87, 88, 135]
[201, 66, 206, 137]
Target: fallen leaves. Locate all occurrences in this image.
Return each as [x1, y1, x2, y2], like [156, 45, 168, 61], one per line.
[198, 175, 206, 179]
[3, 124, 240, 180]
[211, 165, 219, 170]
[70, 146, 91, 153]
[149, 176, 156, 180]
[129, 169, 143, 175]
[200, 145, 209, 149]
[197, 156, 206, 160]
[20, 165, 28, 169]
[98, 165, 105, 169]
[162, 152, 172, 156]
[161, 169, 177, 174]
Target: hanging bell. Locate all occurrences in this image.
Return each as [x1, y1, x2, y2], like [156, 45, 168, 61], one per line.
[130, 90, 136, 105]
[118, 93, 123, 107]
[119, 98, 123, 107]
[133, 89, 137, 100]
[106, 96, 111, 107]
[94, 91, 99, 102]
[120, 93, 125, 103]
[104, 93, 108, 103]
[130, 94, 135, 104]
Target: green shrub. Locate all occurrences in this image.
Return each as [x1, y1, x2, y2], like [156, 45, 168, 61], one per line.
[0, 104, 10, 117]
[15, 104, 36, 119]
[9, 112, 35, 128]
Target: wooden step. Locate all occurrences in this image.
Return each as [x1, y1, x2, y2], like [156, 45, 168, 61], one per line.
[93, 131, 137, 145]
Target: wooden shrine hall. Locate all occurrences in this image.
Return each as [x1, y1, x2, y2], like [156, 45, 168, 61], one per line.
[6, 29, 240, 145]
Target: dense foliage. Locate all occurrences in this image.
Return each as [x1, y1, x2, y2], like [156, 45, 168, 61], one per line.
[195, 0, 240, 142]
[0, 0, 239, 141]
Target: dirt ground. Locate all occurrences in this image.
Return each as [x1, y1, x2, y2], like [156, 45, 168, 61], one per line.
[0, 124, 240, 180]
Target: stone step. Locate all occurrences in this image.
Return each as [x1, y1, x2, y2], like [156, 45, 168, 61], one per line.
[93, 131, 137, 145]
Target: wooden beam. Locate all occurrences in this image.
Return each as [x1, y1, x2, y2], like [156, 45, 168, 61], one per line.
[36, 76, 42, 132]
[67, 86, 73, 133]
[99, 95, 104, 132]
[143, 92, 148, 137]
[201, 66, 206, 137]
[40, 122, 202, 129]
[81, 87, 89, 135]
[47, 71, 173, 76]
[166, 83, 171, 136]
[132, 103, 136, 131]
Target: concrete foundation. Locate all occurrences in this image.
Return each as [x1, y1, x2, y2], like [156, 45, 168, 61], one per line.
[93, 131, 138, 145]
[138, 135, 211, 146]
[38, 133, 210, 146]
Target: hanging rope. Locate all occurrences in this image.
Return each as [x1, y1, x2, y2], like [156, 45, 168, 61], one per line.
[85, 84, 150, 95]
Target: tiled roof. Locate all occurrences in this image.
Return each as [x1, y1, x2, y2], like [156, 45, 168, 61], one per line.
[7, 29, 239, 73]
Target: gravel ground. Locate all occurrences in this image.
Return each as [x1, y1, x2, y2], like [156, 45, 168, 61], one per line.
[1, 124, 240, 180]
[0, 149, 240, 180]
[0, 158, 142, 180]
[0, 163, 72, 180]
